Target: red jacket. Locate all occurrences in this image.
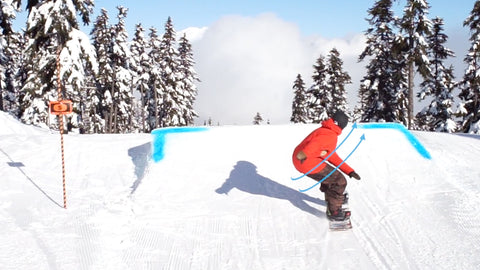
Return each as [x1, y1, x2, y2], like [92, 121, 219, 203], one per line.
[292, 118, 354, 175]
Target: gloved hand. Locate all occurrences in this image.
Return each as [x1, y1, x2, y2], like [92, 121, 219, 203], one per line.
[296, 151, 307, 164]
[349, 171, 361, 180]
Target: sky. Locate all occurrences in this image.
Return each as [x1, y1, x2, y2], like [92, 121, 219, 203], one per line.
[14, 1, 477, 125]
[90, 0, 472, 38]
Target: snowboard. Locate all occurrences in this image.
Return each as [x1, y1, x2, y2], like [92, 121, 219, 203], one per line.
[327, 193, 352, 231]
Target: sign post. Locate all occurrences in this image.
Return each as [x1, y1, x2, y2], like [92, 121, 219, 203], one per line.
[50, 45, 72, 209]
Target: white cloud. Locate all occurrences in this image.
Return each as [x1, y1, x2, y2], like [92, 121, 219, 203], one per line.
[179, 26, 208, 43]
[189, 13, 366, 125]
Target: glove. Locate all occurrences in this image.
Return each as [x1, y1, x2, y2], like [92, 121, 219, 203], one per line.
[349, 171, 361, 180]
[296, 151, 307, 164]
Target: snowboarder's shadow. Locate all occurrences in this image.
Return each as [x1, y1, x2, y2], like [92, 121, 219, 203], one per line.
[216, 161, 325, 217]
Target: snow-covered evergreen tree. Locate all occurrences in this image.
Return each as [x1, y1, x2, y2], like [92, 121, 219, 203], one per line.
[397, 0, 433, 129]
[109, 6, 133, 133]
[253, 112, 263, 125]
[0, 4, 199, 133]
[78, 82, 102, 133]
[130, 23, 150, 132]
[326, 48, 351, 115]
[145, 26, 162, 131]
[158, 17, 181, 127]
[416, 17, 457, 132]
[290, 74, 308, 123]
[21, 0, 97, 130]
[0, 0, 21, 114]
[90, 6, 133, 134]
[90, 8, 112, 133]
[458, 0, 480, 134]
[306, 55, 329, 123]
[177, 33, 199, 126]
[0, 0, 20, 35]
[357, 0, 406, 123]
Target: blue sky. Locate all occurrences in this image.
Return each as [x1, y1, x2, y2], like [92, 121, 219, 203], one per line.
[12, 0, 473, 38]
[90, 0, 473, 38]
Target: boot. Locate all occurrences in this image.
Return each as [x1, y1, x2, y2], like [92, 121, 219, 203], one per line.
[327, 207, 351, 221]
[343, 192, 349, 205]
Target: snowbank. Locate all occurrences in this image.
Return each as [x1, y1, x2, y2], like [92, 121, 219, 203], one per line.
[1, 112, 480, 269]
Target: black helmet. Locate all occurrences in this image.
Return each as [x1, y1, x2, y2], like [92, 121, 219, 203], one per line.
[332, 110, 348, 129]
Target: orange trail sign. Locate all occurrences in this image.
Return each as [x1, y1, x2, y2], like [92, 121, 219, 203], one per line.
[49, 100, 73, 115]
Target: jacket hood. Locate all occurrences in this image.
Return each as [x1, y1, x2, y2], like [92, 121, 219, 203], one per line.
[321, 118, 343, 135]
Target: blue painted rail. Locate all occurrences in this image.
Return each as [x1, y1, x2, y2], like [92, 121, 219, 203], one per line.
[151, 127, 208, 162]
[358, 123, 431, 160]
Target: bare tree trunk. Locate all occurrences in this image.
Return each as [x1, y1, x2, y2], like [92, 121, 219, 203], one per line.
[113, 105, 118, 133]
[154, 85, 159, 129]
[408, 61, 414, 130]
[141, 84, 145, 133]
[109, 81, 115, 133]
[0, 89, 3, 111]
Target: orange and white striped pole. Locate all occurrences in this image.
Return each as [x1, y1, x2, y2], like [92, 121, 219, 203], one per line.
[56, 44, 67, 209]
[49, 38, 72, 209]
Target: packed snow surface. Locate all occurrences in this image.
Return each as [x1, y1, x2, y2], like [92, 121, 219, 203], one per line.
[1, 111, 480, 269]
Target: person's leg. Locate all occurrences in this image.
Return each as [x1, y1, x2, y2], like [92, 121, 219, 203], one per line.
[309, 164, 347, 212]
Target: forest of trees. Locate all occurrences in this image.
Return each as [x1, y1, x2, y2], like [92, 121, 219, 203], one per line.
[1, 1, 480, 134]
[0, 0, 199, 134]
[291, 0, 480, 134]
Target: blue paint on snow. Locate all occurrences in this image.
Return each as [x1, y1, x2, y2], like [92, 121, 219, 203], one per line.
[358, 123, 431, 160]
[151, 127, 208, 162]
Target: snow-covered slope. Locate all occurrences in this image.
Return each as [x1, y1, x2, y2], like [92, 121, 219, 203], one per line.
[1, 111, 479, 269]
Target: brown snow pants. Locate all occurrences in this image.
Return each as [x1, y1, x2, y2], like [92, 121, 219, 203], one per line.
[308, 163, 347, 212]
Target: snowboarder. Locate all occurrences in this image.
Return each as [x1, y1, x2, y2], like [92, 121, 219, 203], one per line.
[292, 110, 361, 221]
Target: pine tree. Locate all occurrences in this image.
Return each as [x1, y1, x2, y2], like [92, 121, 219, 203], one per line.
[0, 0, 20, 36]
[2, 33, 23, 116]
[458, 0, 480, 134]
[253, 112, 263, 125]
[145, 26, 162, 131]
[357, 0, 406, 123]
[90, 8, 112, 133]
[326, 48, 351, 115]
[290, 74, 308, 123]
[0, 0, 21, 114]
[90, 6, 133, 133]
[306, 55, 329, 123]
[130, 23, 151, 132]
[21, 0, 96, 130]
[397, 0, 433, 129]
[415, 17, 457, 132]
[158, 17, 181, 127]
[177, 33, 199, 126]
[109, 6, 133, 133]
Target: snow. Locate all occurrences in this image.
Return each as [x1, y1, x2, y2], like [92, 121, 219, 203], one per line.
[1, 111, 480, 269]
